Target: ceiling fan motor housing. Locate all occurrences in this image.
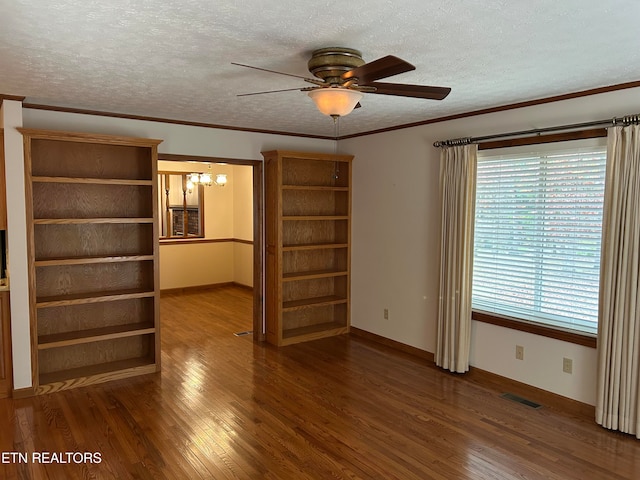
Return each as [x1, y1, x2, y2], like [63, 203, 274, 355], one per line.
[308, 47, 365, 84]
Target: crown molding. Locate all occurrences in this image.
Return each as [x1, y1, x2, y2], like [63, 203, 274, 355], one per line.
[339, 80, 640, 139]
[20, 102, 334, 140]
[0, 94, 26, 107]
[12, 79, 640, 140]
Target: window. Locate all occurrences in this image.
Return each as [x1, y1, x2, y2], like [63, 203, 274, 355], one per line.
[472, 141, 607, 335]
[159, 172, 204, 239]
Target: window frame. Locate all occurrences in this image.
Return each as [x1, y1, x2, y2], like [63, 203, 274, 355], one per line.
[471, 129, 606, 348]
[158, 171, 205, 240]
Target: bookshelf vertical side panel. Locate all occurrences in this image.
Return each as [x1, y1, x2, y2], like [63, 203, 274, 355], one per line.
[264, 153, 283, 345]
[150, 144, 161, 370]
[346, 158, 352, 332]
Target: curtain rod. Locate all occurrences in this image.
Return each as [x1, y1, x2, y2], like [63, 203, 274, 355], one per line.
[433, 113, 640, 148]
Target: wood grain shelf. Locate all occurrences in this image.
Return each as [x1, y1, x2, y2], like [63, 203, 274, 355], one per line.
[33, 217, 155, 225]
[22, 128, 162, 394]
[37, 357, 157, 395]
[282, 269, 348, 281]
[283, 243, 349, 251]
[282, 215, 349, 221]
[282, 321, 349, 342]
[38, 322, 155, 349]
[34, 254, 155, 267]
[32, 176, 153, 186]
[283, 295, 347, 311]
[36, 288, 156, 308]
[282, 185, 350, 192]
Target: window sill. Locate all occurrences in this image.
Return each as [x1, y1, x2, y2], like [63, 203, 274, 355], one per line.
[472, 310, 597, 349]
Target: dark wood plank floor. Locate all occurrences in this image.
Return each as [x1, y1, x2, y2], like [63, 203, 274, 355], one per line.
[1, 285, 639, 479]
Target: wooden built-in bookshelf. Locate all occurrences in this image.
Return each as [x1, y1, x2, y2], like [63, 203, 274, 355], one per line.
[263, 150, 353, 346]
[21, 128, 162, 394]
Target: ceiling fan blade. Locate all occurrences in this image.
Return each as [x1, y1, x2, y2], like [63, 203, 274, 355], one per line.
[366, 82, 451, 100]
[341, 55, 415, 83]
[231, 62, 319, 83]
[237, 87, 303, 97]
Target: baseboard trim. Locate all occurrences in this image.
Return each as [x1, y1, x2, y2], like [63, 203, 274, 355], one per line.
[465, 366, 595, 418]
[12, 386, 36, 399]
[160, 282, 253, 296]
[161, 282, 234, 296]
[350, 327, 434, 362]
[349, 327, 595, 419]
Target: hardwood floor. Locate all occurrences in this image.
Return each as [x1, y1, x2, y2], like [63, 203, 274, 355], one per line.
[1, 285, 639, 479]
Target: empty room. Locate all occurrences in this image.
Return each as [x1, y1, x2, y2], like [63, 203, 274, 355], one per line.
[1, 1, 640, 479]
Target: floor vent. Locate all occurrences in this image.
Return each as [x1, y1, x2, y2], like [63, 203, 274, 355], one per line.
[234, 330, 253, 337]
[501, 393, 542, 409]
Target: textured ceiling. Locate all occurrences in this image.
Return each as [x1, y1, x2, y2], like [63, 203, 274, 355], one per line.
[1, 0, 639, 137]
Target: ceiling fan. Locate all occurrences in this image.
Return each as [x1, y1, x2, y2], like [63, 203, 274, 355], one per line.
[232, 47, 451, 117]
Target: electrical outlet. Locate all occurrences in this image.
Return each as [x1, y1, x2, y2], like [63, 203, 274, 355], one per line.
[563, 357, 573, 374]
[383, 308, 389, 320]
[515, 345, 524, 360]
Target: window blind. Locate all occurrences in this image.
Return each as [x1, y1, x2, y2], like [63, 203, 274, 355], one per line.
[472, 145, 607, 335]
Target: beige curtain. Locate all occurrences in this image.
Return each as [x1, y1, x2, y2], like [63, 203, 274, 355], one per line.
[596, 124, 640, 437]
[436, 144, 477, 373]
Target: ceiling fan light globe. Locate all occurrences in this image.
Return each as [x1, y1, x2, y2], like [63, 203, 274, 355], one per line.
[308, 89, 363, 117]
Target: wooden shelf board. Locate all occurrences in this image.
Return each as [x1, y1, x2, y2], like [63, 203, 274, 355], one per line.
[282, 322, 349, 344]
[283, 243, 349, 252]
[33, 217, 155, 225]
[282, 215, 349, 221]
[282, 185, 349, 191]
[282, 269, 348, 282]
[32, 176, 153, 186]
[36, 288, 156, 308]
[283, 295, 347, 311]
[35, 254, 154, 267]
[37, 357, 157, 394]
[38, 323, 156, 350]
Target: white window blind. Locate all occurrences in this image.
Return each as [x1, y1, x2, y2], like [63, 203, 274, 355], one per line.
[472, 143, 607, 335]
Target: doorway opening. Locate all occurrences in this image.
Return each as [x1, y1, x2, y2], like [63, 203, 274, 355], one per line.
[157, 153, 263, 341]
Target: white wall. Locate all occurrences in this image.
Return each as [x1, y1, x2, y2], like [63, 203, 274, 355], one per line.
[2, 100, 31, 390]
[160, 242, 235, 288]
[233, 165, 254, 240]
[233, 243, 254, 287]
[22, 109, 334, 160]
[232, 164, 254, 287]
[343, 87, 640, 405]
